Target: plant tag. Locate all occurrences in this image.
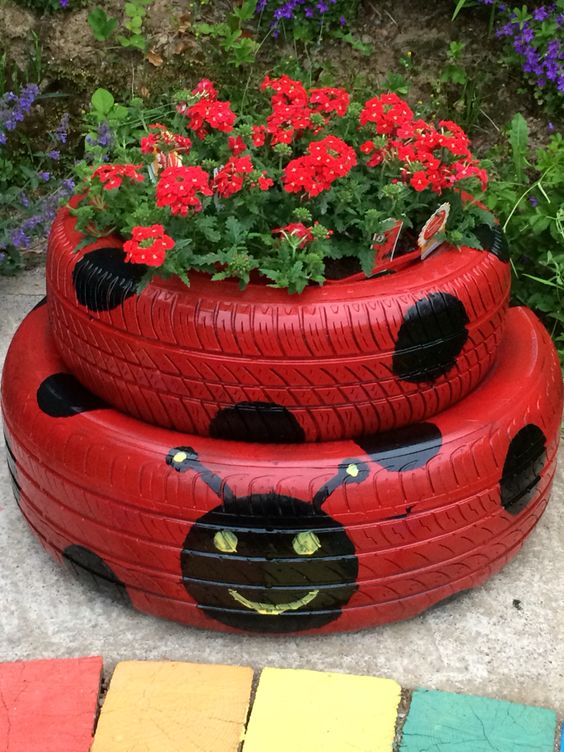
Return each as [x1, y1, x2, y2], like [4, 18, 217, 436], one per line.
[371, 219, 404, 274]
[418, 202, 450, 259]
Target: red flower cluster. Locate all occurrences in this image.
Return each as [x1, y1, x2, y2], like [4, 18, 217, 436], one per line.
[156, 166, 213, 215]
[260, 76, 349, 146]
[359, 93, 414, 135]
[309, 87, 350, 117]
[123, 225, 174, 267]
[273, 222, 332, 247]
[213, 156, 254, 198]
[140, 124, 192, 155]
[283, 135, 357, 197]
[92, 163, 144, 191]
[359, 93, 488, 193]
[179, 80, 236, 140]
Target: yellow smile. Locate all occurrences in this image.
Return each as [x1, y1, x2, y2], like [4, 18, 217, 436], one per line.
[228, 588, 319, 615]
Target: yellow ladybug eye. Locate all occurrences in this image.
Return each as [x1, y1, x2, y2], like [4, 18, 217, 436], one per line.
[292, 531, 321, 556]
[346, 463, 359, 478]
[213, 530, 238, 553]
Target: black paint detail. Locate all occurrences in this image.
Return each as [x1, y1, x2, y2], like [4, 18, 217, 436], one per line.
[37, 373, 108, 418]
[182, 495, 357, 633]
[72, 247, 146, 312]
[357, 422, 442, 472]
[4, 437, 21, 506]
[500, 424, 547, 515]
[474, 223, 510, 262]
[166, 446, 199, 472]
[392, 292, 470, 382]
[31, 296, 47, 312]
[209, 402, 306, 444]
[63, 544, 131, 605]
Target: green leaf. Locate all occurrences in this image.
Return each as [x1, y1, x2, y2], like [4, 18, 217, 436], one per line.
[508, 113, 529, 184]
[91, 88, 115, 115]
[225, 216, 246, 246]
[87, 7, 117, 41]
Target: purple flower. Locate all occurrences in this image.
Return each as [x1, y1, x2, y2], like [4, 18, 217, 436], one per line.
[47, 149, 61, 160]
[54, 113, 70, 144]
[59, 0, 69, 6]
[528, 196, 539, 207]
[547, 121, 555, 132]
[533, 6, 549, 20]
[37, 171, 51, 182]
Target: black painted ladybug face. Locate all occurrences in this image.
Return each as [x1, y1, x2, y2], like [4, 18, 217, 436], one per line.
[168, 447, 366, 633]
[181, 495, 357, 633]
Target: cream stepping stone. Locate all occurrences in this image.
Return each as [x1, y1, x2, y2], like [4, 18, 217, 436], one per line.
[91, 661, 254, 752]
[243, 667, 401, 752]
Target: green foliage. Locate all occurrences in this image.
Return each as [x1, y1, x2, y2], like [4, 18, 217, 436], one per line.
[432, 41, 484, 132]
[87, 0, 150, 52]
[119, 0, 151, 51]
[88, 7, 118, 42]
[485, 115, 564, 359]
[194, 0, 260, 68]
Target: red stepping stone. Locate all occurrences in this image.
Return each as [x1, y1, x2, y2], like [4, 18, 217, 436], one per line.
[0, 656, 102, 752]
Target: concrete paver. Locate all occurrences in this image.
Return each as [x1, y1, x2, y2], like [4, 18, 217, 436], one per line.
[1, 268, 563, 714]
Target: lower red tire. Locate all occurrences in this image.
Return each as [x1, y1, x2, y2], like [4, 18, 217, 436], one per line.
[2, 302, 562, 634]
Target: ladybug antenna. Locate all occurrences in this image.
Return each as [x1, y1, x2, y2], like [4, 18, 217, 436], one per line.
[312, 459, 369, 512]
[165, 446, 235, 504]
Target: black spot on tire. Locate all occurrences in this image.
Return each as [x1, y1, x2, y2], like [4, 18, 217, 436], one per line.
[4, 437, 21, 506]
[356, 422, 442, 471]
[392, 292, 469, 382]
[31, 296, 47, 311]
[501, 424, 547, 515]
[72, 247, 147, 312]
[474, 223, 510, 262]
[209, 402, 306, 443]
[63, 545, 130, 605]
[37, 373, 108, 418]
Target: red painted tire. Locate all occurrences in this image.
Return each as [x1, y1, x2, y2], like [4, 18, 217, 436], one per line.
[46, 205, 511, 442]
[2, 302, 561, 635]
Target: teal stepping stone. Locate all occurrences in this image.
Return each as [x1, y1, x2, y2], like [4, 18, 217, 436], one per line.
[400, 689, 557, 752]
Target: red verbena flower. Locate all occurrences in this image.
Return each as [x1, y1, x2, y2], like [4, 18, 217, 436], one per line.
[309, 87, 350, 117]
[360, 93, 414, 135]
[213, 156, 254, 198]
[283, 135, 357, 197]
[156, 165, 213, 215]
[257, 172, 274, 191]
[181, 94, 236, 140]
[252, 125, 266, 147]
[140, 124, 192, 154]
[92, 163, 144, 191]
[228, 135, 248, 155]
[123, 225, 174, 267]
[273, 222, 332, 247]
[410, 170, 430, 192]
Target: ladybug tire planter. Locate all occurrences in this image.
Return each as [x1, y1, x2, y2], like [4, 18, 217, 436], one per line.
[46, 205, 511, 442]
[2, 302, 561, 635]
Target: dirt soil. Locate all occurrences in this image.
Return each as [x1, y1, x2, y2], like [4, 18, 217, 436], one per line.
[0, 0, 549, 156]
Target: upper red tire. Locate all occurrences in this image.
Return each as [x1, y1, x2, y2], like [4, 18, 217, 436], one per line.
[2, 303, 561, 635]
[46, 203, 511, 442]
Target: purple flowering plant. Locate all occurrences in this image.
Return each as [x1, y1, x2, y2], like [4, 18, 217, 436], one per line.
[255, 0, 358, 41]
[0, 85, 75, 271]
[454, 0, 564, 112]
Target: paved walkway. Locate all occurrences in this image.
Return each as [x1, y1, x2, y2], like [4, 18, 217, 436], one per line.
[1, 268, 563, 717]
[0, 657, 562, 751]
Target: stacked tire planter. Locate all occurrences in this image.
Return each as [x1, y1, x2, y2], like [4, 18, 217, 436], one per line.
[2, 204, 562, 635]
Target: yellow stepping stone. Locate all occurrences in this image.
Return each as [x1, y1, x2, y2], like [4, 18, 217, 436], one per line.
[243, 667, 401, 752]
[91, 661, 253, 752]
